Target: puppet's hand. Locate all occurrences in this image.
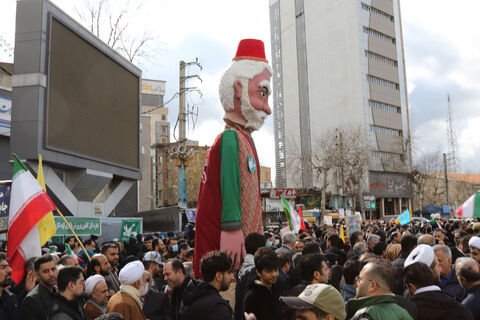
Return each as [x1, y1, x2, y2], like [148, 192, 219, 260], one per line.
[220, 229, 246, 272]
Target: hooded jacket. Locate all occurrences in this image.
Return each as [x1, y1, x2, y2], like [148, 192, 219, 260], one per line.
[244, 279, 284, 320]
[178, 279, 232, 320]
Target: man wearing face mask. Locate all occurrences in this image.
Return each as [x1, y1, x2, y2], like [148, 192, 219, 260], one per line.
[264, 233, 276, 249]
[142, 272, 170, 320]
[106, 261, 149, 320]
[166, 239, 179, 260]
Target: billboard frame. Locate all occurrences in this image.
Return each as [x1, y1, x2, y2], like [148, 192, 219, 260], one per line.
[11, 0, 142, 180]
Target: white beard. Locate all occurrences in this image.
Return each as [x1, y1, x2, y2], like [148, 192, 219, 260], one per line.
[240, 80, 268, 131]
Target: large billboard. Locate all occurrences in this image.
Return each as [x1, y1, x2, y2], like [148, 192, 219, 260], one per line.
[46, 17, 139, 169]
[11, 0, 141, 179]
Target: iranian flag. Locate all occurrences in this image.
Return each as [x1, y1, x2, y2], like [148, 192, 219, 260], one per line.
[456, 190, 480, 218]
[280, 195, 301, 233]
[7, 154, 57, 284]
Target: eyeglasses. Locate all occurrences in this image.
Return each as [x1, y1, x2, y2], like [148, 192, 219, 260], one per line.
[356, 276, 380, 288]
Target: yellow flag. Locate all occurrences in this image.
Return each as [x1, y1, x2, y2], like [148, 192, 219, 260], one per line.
[339, 225, 345, 243]
[37, 154, 56, 246]
[409, 200, 413, 219]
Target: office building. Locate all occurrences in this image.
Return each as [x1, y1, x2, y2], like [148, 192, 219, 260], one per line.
[269, 0, 412, 217]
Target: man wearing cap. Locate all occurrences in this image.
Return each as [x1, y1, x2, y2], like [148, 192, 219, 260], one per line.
[106, 261, 149, 320]
[143, 252, 169, 320]
[143, 251, 165, 290]
[468, 236, 480, 264]
[346, 260, 413, 320]
[84, 275, 109, 320]
[280, 283, 346, 320]
[194, 38, 272, 276]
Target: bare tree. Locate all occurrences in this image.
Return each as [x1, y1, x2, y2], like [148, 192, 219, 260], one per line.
[411, 150, 444, 213]
[0, 35, 14, 59]
[74, 0, 153, 63]
[286, 125, 368, 215]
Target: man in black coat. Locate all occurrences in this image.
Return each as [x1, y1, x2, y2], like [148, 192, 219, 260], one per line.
[142, 273, 169, 320]
[0, 253, 24, 320]
[47, 266, 88, 320]
[178, 251, 233, 320]
[164, 259, 189, 320]
[244, 248, 283, 320]
[404, 261, 473, 320]
[22, 254, 58, 320]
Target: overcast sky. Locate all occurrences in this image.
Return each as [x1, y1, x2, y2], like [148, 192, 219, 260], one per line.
[1, 0, 479, 179]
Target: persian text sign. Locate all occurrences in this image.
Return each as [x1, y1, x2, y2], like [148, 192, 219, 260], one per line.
[54, 217, 101, 235]
[269, 188, 297, 199]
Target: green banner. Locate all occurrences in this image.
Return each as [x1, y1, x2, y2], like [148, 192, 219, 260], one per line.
[54, 217, 101, 236]
[120, 219, 142, 241]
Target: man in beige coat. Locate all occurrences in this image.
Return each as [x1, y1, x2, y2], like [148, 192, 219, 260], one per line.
[106, 260, 149, 320]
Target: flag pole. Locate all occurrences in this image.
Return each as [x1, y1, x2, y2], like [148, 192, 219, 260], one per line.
[55, 209, 91, 262]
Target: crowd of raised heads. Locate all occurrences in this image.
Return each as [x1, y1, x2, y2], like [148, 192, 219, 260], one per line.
[2, 218, 480, 319]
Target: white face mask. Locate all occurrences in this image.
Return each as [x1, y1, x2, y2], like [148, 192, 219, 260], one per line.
[139, 280, 150, 296]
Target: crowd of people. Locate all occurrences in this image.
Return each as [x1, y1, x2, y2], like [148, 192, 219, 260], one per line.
[1, 218, 480, 320]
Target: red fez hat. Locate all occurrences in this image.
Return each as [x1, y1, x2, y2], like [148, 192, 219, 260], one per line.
[233, 39, 268, 63]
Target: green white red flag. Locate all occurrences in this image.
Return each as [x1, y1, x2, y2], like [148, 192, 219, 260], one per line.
[455, 190, 480, 218]
[280, 195, 301, 233]
[7, 154, 57, 284]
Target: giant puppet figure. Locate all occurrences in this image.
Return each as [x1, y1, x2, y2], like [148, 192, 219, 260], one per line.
[194, 39, 271, 276]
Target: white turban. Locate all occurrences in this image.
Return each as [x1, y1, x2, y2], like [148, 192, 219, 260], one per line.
[469, 236, 480, 250]
[404, 244, 434, 268]
[84, 275, 105, 296]
[119, 261, 145, 285]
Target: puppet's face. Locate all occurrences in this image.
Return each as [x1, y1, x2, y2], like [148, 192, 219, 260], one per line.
[235, 68, 272, 131]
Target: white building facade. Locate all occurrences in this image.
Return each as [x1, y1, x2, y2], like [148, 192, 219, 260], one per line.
[269, 0, 412, 217]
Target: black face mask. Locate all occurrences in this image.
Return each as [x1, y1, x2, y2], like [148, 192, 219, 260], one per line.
[158, 248, 165, 255]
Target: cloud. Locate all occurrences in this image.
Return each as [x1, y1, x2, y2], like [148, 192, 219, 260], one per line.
[402, 1, 480, 173]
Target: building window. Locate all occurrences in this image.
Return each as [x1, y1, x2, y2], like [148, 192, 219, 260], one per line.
[162, 126, 168, 133]
[365, 50, 398, 67]
[370, 125, 402, 136]
[361, 3, 394, 22]
[162, 115, 166, 120]
[363, 26, 395, 44]
[372, 151, 403, 161]
[159, 156, 163, 164]
[367, 75, 399, 90]
[369, 100, 400, 113]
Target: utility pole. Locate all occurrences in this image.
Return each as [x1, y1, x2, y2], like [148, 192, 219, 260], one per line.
[443, 152, 449, 208]
[176, 59, 202, 208]
[179, 61, 186, 142]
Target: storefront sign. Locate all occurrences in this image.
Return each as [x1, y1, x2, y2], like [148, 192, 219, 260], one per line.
[269, 188, 297, 199]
